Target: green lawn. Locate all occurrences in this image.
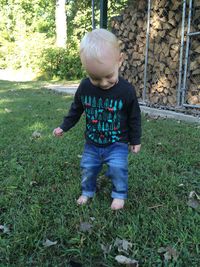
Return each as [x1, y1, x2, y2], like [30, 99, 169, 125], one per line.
[0, 80, 200, 267]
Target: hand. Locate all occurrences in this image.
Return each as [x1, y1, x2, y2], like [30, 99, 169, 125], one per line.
[53, 127, 64, 137]
[130, 144, 141, 154]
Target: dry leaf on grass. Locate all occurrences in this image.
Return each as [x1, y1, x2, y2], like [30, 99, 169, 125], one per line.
[30, 181, 38, 186]
[0, 224, 10, 234]
[32, 131, 42, 138]
[5, 108, 12, 113]
[114, 238, 133, 254]
[115, 255, 139, 266]
[79, 222, 93, 233]
[158, 246, 179, 261]
[101, 243, 112, 255]
[43, 239, 57, 247]
[187, 191, 200, 210]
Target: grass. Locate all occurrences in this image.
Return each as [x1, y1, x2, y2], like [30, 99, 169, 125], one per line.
[0, 79, 200, 267]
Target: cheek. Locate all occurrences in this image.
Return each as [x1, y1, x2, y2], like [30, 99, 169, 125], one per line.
[109, 75, 118, 83]
[90, 79, 99, 86]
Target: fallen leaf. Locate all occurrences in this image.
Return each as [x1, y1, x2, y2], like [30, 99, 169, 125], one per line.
[101, 243, 112, 255]
[43, 239, 57, 247]
[157, 247, 166, 254]
[115, 255, 139, 266]
[5, 108, 12, 113]
[32, 131, 42, 138]
[0, 224, 10, 234]
[187, 191, 200, 210]
[114, 238, 133, 254]
[158, 246, 179, 261]
[164, 247, 179, 261]
[77, 155, 82, 158]
[79, 222, 93, 233]
[189, 191, 200, 200]
[30, 181, 38, 186]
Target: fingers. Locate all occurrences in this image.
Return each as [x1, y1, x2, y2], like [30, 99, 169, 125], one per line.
[53, 127, 64, 137]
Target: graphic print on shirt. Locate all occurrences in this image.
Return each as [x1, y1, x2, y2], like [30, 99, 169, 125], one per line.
[81, 96, 123, 144]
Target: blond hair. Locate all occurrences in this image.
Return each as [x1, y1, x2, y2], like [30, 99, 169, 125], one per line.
[80, 28, 120, 62]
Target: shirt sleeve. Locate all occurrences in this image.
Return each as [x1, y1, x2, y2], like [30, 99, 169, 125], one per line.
[128, 88, 142, 145]
[60, 86, 84, 132]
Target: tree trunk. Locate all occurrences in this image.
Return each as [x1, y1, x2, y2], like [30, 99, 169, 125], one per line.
[56, 0, 67, 48]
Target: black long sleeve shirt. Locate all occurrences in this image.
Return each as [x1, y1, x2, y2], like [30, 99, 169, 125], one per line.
[60, 77, 141, 147]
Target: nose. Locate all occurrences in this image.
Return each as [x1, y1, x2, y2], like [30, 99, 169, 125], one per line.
[99, 79, 108, 88]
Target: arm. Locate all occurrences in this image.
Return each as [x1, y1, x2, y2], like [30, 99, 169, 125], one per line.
[128, 89, 142, 153]
[53, 87, 84, 137]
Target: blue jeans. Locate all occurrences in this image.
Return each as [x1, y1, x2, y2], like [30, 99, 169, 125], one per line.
[80, 142, 129, 199]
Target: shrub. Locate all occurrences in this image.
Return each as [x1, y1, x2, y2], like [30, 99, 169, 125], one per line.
[0, 33, 53, 71]
[0, 32, 85, 80]
[40, 47, 85, 80]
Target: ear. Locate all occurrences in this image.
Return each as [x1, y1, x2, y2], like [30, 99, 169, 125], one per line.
[118, 53, 124, 67]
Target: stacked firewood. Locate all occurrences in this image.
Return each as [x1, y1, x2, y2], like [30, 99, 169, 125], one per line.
[111, 0, 200, 106]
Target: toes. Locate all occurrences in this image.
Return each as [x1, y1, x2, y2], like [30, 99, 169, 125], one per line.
[77, 196, 89, 205]
[111, 199, 125, 210]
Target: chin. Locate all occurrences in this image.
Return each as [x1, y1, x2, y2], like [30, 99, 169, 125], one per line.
[101, 87, 111, 90]
[101, 84, 115, 90]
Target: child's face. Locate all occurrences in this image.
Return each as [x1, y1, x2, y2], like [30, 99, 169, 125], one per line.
[81, 48, 122, 90]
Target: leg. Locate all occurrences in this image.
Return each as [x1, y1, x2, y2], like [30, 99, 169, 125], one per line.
[105, 142, 128, 210]
[78, 143, 102, 204]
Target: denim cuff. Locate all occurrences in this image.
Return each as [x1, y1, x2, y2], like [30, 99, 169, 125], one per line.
[82, 191, 95, 198]
[111, 191, 127, 199]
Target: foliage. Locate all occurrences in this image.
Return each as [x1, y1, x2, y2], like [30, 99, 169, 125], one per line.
[0, 0, 129, 79]
[0, 80, 200, 266]
[0, 33, 54, 71]
[0, 0, 55, 73]
[40, 47, 85, 80]
[67, 0, 129, 52]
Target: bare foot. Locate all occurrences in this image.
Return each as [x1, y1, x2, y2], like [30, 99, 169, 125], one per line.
[77, 195, 89, 205]
[111, 198, 125, 210]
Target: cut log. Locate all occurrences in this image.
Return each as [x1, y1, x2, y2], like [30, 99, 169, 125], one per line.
[190, 61, 199, 71]
[112, 0, 199, 107]
[168, 10, 175, 20]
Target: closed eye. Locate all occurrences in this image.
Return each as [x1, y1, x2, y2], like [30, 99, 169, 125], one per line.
[90, 76, 100, 81]
[106, 73, 114, 79]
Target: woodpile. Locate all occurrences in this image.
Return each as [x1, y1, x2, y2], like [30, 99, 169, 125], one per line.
[111, 0, 200, 107]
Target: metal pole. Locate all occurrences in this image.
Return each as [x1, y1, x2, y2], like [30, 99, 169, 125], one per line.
[92, 0, 95, 30]
[187, 31, 200, 36]
[177, 0, 186, 106]
[182, 0, 193, 106]
[143, 0, 151, 103]
[100, 0, 108, 29]
[183, 103, 200, 108]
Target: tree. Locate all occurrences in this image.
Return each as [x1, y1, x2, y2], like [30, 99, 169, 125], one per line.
[55, 0, 67, 48]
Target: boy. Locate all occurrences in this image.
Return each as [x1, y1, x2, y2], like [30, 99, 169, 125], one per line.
[53, 29, 141, 210]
